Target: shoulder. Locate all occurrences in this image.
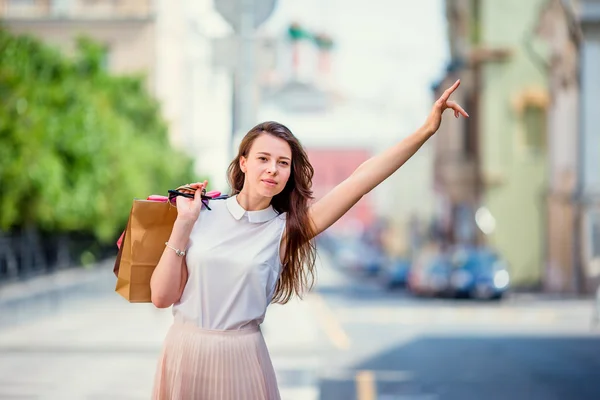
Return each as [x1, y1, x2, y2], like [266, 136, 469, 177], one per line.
[275, 212, 287, 229]
[200, 195, 230, 212]
[194, 196, 229, 223]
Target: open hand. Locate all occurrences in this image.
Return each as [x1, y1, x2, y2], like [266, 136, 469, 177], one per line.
[424, 79, 469, 134]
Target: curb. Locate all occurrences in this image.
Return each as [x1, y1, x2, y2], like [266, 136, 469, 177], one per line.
[0, 258, 115, 307]
[505, 292, 594, 302]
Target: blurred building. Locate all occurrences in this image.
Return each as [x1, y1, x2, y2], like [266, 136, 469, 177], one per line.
[305, 147, 375, 234]
[0, 1, 156, 85]
[436, 0, 549, 288]
[437, 0, 600, 293]
[0, 0, 234, 189]
[537, 0, 600, 294]
[573, 0, 600, 294]
[259, 25, 435, 251]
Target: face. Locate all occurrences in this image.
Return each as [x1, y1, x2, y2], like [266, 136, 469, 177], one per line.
[240, 133, 292, 198]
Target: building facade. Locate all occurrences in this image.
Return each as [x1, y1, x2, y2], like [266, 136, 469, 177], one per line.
[576, 0, 600, 293]
[536, 0, 582, 292]
[437, 0, 550, 288]
[439, 0, 600, 293]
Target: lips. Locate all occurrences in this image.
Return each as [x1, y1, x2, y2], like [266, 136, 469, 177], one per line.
[262, 179, 277, 186]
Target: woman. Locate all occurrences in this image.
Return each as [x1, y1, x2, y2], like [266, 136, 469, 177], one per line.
[150, 80, 468, 399]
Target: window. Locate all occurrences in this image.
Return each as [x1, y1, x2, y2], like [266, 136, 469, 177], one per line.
[6, 0, 36, 11]
[469, 0, 481, 45]
[591, 211, 600, 259]
[51, 0, 71, 16]
[522, 105, 546, 152]
[463, 94, 477, 157]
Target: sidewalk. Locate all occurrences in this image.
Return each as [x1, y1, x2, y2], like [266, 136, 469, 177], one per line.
[0, 259, 113, 306]
[0, 255, 345, 400]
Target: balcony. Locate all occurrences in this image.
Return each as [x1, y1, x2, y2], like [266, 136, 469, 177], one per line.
[0, 0, 153, 21]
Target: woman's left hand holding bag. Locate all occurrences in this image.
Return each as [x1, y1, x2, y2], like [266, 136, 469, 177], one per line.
[150, 180, 207, 308]
[175, 180, 208, 223]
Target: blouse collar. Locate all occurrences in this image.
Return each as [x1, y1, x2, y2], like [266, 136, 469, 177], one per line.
[226, 195, 279, 223]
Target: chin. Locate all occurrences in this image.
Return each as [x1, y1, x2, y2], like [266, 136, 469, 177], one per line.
[259, 188, 278, 198]
[258, 185, 281, 198]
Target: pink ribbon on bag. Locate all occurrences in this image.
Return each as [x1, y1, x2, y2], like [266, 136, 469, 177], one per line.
[116, 191, 222, 249]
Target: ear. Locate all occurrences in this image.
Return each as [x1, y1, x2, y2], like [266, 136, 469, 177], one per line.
[239, 156, 247, 173]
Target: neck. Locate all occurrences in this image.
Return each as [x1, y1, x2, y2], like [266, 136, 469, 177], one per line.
[236, 190, 272, 211]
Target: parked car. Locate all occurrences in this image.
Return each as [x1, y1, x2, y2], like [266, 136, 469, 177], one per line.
[407, 246, 452, 296]
[378, 257, 411, 289]
[447, 246, 510, 300]
[326, 235, 386, 276]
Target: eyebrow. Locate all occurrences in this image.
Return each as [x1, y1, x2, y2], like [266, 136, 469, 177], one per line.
[256, 152, 291, 161]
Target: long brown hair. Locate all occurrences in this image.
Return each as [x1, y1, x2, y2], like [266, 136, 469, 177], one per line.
[227, 121, 317, 304]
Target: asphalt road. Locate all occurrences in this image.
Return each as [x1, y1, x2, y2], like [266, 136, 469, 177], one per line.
[0, 255, 599, 400]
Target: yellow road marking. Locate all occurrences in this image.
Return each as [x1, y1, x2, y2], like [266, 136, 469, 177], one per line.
[309, 292, 351, 350]
[355, 370, 377, 400]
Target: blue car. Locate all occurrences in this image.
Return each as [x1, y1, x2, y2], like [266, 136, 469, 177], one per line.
[448, 247, 510, 300]
[379, 257, 411, 289]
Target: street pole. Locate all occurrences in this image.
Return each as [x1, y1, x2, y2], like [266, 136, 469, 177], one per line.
[215, 0, 276, 158]
[232, 0, 257, 157]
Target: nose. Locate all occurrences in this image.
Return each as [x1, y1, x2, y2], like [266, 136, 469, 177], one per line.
[267, 161, 278, 175]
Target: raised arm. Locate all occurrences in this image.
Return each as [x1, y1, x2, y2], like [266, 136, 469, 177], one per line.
[308, 80, 468, 236]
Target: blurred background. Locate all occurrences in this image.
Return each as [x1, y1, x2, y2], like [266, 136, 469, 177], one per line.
[1, 0, 600, 399]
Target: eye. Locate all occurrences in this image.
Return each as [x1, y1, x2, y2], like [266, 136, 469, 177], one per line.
[258, 156, 268, 161]
[279, 161, 289, 166]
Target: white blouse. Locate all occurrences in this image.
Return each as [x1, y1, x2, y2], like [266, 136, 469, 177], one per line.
[172, 195, 287, 330]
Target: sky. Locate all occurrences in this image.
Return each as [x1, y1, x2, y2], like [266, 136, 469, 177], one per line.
[192, 0, 451, 213]
[262, 0, 450, 113]
[202, 0, 450, 117]
[257, 0, 450, 220]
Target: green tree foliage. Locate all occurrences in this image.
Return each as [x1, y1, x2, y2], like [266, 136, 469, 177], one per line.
[0, 29, 196, 243]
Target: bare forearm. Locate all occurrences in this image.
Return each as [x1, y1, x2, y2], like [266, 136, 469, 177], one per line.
[150, 217, 194, 307]
[351, 124, 434, 194]
[307, 81, 466, 237]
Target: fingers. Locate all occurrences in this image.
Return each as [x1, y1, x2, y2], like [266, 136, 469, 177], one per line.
[178, 181, 208, 195]
[447, 100, 469, 118]
[188, 181, 206, 190]
[440, 79, 461, 103]
[190, 181, 208, 204]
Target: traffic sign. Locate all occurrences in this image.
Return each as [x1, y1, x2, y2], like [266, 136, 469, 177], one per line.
[214, 0, 277, 33]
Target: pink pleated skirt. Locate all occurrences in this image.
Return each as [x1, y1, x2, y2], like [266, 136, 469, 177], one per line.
[152, 321, 280, 400]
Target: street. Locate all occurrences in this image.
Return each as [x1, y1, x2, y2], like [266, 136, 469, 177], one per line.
[2, 1, 600, 400]
[0, 254, 599, 400]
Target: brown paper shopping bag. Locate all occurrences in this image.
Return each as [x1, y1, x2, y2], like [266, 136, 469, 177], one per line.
[114, 199, 178, 302]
